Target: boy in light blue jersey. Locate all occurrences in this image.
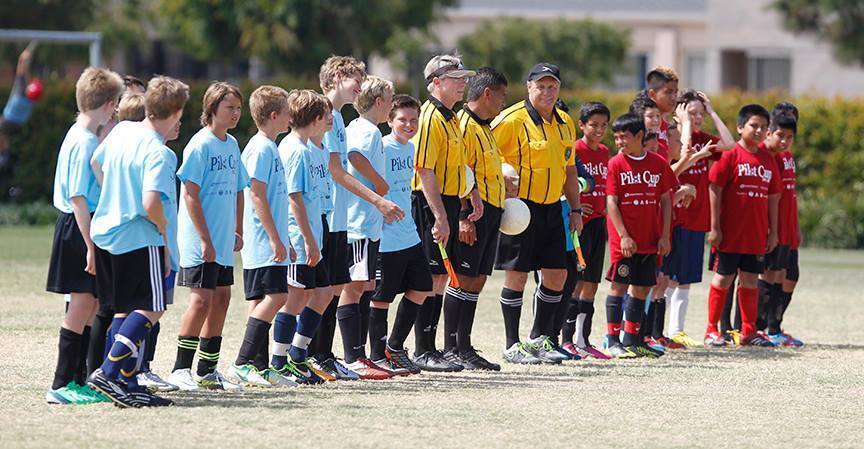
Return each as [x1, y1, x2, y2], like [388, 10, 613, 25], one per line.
[85, 75, 190, 408]
[367, 95, 432, 375]
[336, 76, 399, 380]
[269, 89, 334, 385]
[168, 82, 249, 392]
[45, 67, 123, 405]
[228, 86, 299, 388]
[308, 56, 403, 380]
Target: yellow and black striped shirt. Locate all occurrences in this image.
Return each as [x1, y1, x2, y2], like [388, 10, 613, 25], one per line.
[491, 99, 576, 204]
[411, 96, 467, 196]
[457, 106, 505, 208]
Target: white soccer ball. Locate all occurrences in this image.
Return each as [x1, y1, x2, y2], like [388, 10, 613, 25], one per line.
[461, 165, 475, 198]
[501, 163, 519, 187]
[500, 198, 531, 235]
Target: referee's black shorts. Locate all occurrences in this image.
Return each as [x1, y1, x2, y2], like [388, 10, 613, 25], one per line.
[412, 192, 461, 276]
[495, 199, 567, 272]
[453, 201, 502, 277]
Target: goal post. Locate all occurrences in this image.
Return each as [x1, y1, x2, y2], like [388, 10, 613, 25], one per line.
[0, 29, 103, 67]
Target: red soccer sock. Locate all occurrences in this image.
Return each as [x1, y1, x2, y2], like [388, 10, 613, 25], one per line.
[707, 285, 729, 335]
[738, 287, 759, 338]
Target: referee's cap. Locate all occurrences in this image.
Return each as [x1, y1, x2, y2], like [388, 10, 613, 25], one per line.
[424, 55, 476, 82]
[527, 63, 561, 83]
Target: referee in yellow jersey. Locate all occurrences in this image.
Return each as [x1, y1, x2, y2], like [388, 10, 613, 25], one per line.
[410, 54, 483, 372]
[492, 63, 584, 364]
[437, 67, 509, 371]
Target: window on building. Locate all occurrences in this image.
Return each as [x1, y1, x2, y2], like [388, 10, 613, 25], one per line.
[606, 53, 648, 92]
[748, 57, 791, 91]
[686, 52, 706, 90]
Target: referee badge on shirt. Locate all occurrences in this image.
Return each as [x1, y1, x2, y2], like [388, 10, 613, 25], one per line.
[564, 146, 572, 160]
[617, 262, 630, 277]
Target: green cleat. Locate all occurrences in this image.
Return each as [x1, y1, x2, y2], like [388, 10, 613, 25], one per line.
[229, 363, 272, 388]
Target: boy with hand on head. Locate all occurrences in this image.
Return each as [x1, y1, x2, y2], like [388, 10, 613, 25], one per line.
[604, 113, 678, 359]
[228, 86, 299, 388]
[337, 76, 398, 380]
[758, 105, 803, 347]
[167, 82, 249, 391]
[559, 101, 613, 360]
[271, 90, 333, 385]
[704, 104, 781, 348]
[45, 67, 123, 405]
[86, 75, 190, 408]
[366, 94, 432, 375]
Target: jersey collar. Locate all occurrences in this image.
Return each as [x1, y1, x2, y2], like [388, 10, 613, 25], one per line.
[463, 104, 492, 126]
[429, 95, 456, 121]
[524, 97, 563, 126]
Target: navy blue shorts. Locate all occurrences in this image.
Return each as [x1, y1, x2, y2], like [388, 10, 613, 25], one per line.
[660, 226, 705, 285]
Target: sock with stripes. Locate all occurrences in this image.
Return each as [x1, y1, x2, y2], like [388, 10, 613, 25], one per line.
[172, 334, 199, 372]
[368, 307, 389, 361]
[622, 296, 646, 346]
[105, 316, 125, 359]
[500, 288, 523, 348]
[443, 286, 464, 351]
[389, 296, 420, 351]
[530, 285, 562, 340]
[605, 295, 625, 346]
[457, 290, 479, 353]
[289, 307, 321, 362]
[271, 312, 296, 368]
[101, 312, 151, 380]
[196, 336, 222, 377]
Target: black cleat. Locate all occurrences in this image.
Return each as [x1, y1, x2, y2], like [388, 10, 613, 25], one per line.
[127, 389, 175, 407]
[441, 348, 466, 370]
[740, 335, 776, 347]
[385, 345, 420, 374]
[413, 350, 463, 372]
[87, 369, 141, 408]
[459, 347, 501, 371]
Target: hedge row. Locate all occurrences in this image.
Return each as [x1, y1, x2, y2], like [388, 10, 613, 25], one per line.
[1, 80, 862, 248]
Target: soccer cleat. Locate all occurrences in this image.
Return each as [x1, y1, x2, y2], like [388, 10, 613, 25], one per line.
[525, 336, 569, 364]
[137, 371, 179, 393]
[577, 344, 612, 360]
[260, 368, 299, 387]
[657, 336, 686, 350]
[310, 357, 340, 380]
[559, 342, 583, 360]
[126, 389, 174, 407]
[87, 369, 141, 408]
[345, 357, 395, 380]
[441, 348, 466, 370]
[704, 332, 727, 347]
[644, 337, 668, 353]
[724, 330, 741, 345]
[458, 347, 501, 371]
[766, 333, 790, 347]
[413, 350, 463, 372]
[606, 343, 637, 359]
[670, 331, 700, 348]
[502, 342, 542, 364]
[385, 345, 421, 374]
[230, 364, 272, 387]
[165, 368, 199, 391]
[373, 358, 410, 376]
[308, 357, 338, 381]
[627, 343, 664, 358]
[276, 359, 326, 385]
[780, 332, 803, 347]
[72, 382, 109, 403]
[324, 357, 360, 381]
[739, 334, 775, 347]
[46, 382, 89, 405]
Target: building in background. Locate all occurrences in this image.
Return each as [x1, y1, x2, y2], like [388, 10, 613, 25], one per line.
[375, 0, 864, 95]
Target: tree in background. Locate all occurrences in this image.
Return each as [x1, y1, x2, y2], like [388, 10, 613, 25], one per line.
[458, 18, 629, 88]
[772, 0, 864, 66]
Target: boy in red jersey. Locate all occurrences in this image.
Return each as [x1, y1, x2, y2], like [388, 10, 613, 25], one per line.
[758, 105, 803, 346]
[704, 104, 781, 347]
[603, 113, 678, 358]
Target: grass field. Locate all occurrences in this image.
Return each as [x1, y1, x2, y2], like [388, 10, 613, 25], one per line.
[1, 225, 863, 449]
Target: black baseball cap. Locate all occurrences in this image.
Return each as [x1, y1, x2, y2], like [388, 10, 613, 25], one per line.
[527, 63, 561, 83]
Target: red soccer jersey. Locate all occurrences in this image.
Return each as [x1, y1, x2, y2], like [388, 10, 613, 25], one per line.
[679, 130, 718, 232]
[576, 139, 610, 223]
[709, 143, 782, 254]
[606, 151, 679, 262]
[774, 150, 799, 249]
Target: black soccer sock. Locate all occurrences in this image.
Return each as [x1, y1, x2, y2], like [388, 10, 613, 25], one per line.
[457, 290, 479, 353]
[413, 295, 436, 355]
[429, 294, 443, 350]
[720, 283, 736, 333]
[605, 295, 625, 346]
[551, 292, 571, 346]
[443, 286, 464, 351]
[777, 290, 793, 329]
[51, 327, 82, 390]
[578, 300, 596, 347]
[87, 312, 112, 376]
[560, 298, 581, 344]
[236, 317, 270, 366]
[622, 296, 646, 346]
[733, 290, 742, 331]
[142, 321, 160, 372]
[196, 336, 222, 377]
[337, 303, 363, 363]
[173, 335, 199, 372]
[311, 295, 339, 359]
[73, 325, 91, 385]
[756, 279, 772, 331]
[359, 291, 373, 347]
[639, 300, 655, 341]
[652, 297, 667, 339]
[500, 288, 523, 348]
[530, 285, 562, 340]
[766, 283, 783, 335]
[389, 296, 420, 351]
[368, 307, 389, 361]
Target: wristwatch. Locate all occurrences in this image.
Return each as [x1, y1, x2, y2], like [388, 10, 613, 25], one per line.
[570, 208, 583, 215]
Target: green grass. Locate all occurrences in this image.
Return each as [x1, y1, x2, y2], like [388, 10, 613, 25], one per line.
[2, 226, 863, 449]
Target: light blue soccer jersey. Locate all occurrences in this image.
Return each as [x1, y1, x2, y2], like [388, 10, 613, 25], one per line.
[323, 110, 348, 232]
[176, 128, 249, 268]
[90, 121, 175, 255]
[381, 134, 421, 252]
[345, 116, 385, 242]
[241, 133, 291, 269]
[309, 139, 333, 217]
[278, 133, 327, 265]
[161, 146, 180, 272]
[52, 124, 101, 213]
